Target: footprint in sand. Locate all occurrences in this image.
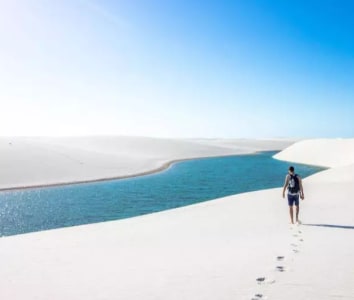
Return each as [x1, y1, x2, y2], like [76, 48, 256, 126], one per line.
[251, 225, 304, 299]
[256, 277, 275, 285]
[251, 293, 266, 300]
[291, 242, 300, 253]
[276, 265, 286, 272]
[293, 229, 302, 235]
[256, 277, 266, 283]
[251, 228, 305, 299]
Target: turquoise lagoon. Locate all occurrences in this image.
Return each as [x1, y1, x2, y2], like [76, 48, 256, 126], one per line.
[0, 151, 325, 236]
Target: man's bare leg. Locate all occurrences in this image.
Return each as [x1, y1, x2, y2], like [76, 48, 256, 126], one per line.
[289, 206, 294, 224]
[296, 205, 300, 223]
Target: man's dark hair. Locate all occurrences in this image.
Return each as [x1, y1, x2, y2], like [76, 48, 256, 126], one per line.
[289, 166, 295, 172]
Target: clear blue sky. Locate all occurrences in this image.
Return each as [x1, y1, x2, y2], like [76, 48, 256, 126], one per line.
[0, 0, 353, 138]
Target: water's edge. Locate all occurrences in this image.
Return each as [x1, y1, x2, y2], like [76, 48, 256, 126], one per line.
[0, 151, 265, 192]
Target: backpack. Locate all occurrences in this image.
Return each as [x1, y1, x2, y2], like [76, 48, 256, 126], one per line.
[288, 174, 300, 194]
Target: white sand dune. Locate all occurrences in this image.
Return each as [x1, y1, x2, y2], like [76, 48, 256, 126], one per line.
[0, 138, 353, 299]
[274, 138, 354, 167]
[0, 136, 294, 190]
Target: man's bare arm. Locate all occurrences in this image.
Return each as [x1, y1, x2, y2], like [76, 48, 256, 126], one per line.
[299, 177, 305, 199]
[282, 175, 289, 198]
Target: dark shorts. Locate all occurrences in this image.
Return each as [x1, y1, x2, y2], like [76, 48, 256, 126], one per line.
[288, 194, 299, 206]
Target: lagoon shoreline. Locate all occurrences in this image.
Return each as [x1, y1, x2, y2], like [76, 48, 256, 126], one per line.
[0, 153, 271, 192]
[0, 136, 295, 191]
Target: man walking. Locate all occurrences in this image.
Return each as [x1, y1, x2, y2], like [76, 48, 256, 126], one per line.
[282, 166, 305, 224]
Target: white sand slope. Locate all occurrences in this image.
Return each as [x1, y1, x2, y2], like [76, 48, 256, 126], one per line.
[0, 138, 353, 300]
[0, 136, 294, 190]
[271, 138, 354, 299]
[273, 138, 354, 167]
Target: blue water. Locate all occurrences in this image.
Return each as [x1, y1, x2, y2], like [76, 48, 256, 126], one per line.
[0, 151, 325, 237]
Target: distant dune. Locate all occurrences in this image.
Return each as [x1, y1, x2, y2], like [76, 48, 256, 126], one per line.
[274, 138, 354, 167]
[0, 136, 295, 190]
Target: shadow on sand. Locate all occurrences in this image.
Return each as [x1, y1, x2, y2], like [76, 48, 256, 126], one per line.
[303, 224, 354, 230]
